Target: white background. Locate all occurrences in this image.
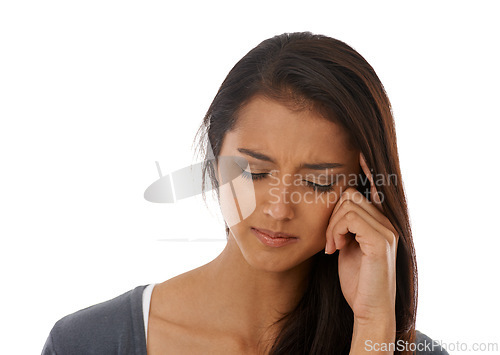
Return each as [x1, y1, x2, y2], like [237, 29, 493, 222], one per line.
[1, 1, 499, 354]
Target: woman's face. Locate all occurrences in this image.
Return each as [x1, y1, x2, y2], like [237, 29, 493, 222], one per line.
[217, 95, 360, 273]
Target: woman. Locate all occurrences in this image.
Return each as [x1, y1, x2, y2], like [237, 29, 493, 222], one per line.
[42, 32, 448, 354]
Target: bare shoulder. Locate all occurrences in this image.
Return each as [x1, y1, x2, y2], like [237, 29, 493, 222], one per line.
[147, 268, 256, 354]
[149, 268, 203, 326]
[147, 268, 218, 354]
[147, 269, 196, 353]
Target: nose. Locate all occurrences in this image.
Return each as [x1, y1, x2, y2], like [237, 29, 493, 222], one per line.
[263, 183, 295, 221]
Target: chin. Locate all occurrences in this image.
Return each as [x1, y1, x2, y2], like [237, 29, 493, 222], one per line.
[248, 234, 314, 273]
[243, 252, 302, 273]
[229, 225, 319, 273]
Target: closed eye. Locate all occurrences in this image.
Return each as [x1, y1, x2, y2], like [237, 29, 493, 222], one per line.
[240, 170, 336, 193]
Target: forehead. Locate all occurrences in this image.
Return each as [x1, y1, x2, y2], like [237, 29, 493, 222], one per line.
[222, 95, 354, 161]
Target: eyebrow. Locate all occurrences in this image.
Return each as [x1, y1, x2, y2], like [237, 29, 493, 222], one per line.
[237, 148, 345, 170]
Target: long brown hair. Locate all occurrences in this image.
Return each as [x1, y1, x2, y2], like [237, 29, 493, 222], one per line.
[193, 31, 417, 355]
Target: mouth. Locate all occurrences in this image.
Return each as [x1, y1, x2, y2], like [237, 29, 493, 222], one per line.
[251, 227, 299, 248]
[251, 227, 299, 239]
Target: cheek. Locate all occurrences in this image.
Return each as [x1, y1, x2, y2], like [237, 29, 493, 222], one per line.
[218, 175, 257, 229]
[299, 192, 337, 236]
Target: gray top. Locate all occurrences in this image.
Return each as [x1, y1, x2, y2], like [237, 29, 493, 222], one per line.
[41, 284, 449, 354]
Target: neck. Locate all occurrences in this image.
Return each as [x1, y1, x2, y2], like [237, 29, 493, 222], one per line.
[196, 232, 314, 347]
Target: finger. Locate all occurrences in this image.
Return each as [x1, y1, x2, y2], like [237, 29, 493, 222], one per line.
[370, 181, 383, 210]
[329, 187, 394, 236]
[330, 210, 397, 256]
[327, 199, 395, 251]
[360, 152, 384, 213]
[325, 231, 337, 254]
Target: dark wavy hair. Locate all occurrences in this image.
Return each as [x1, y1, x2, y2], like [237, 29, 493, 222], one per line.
[193, 31, 417, 355]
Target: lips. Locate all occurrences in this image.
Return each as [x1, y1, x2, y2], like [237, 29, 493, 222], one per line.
[251, 227, 298, 239]
[252, 228, 299, 248]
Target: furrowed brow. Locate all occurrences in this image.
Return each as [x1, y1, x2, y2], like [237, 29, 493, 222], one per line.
[237, 148, 345, 170]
